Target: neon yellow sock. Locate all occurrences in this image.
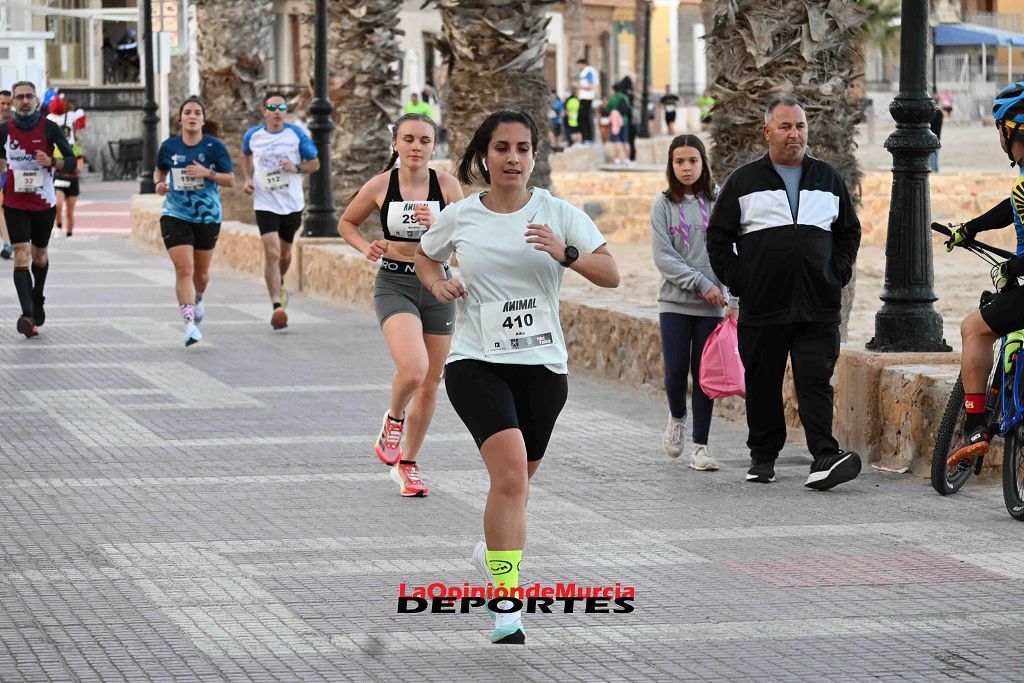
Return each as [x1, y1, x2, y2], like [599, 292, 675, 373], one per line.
[485, 549, 522, 590]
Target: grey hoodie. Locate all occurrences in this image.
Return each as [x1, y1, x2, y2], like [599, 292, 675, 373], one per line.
[650, 191, 730, 317]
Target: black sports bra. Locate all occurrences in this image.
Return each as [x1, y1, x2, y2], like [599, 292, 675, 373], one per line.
[378, 168, 446, 242]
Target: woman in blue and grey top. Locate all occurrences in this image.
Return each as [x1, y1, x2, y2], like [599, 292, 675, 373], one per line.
[153, 97, 234, 347]
[338, 113, 463, 498]
[651, 134, 736, 469]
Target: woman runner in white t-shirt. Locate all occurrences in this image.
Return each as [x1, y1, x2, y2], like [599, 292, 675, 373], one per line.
[416, 109, 619, 644]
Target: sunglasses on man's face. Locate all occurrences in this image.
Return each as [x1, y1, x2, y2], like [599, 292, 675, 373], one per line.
[266, 104, 288, 112]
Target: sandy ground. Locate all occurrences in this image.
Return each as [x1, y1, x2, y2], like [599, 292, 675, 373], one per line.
[564, 120, 1018, 352]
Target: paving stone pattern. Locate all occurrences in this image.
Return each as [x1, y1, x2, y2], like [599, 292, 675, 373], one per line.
[1, 236, 1023, 682]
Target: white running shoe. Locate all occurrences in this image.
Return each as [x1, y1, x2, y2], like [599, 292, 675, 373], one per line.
[194, 300, 205, 325]
[491, 601, 525, 644]
[688, 444, 719, 471]
[471, 541, 490, 583]
[662, 415, 685, 458]
[182, 322, 202, 347]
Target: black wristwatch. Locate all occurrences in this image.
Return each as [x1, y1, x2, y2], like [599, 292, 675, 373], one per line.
[560, 245, 579, 268]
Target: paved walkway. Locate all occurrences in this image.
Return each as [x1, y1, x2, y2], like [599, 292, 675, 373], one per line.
[1, 196, 1023, 681]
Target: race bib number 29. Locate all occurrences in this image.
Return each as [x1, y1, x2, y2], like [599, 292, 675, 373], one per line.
[480, 296, 554, 355]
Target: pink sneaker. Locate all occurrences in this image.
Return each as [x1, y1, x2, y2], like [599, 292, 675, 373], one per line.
[375, 412, 404, 466]
[390, 462, 429, 497]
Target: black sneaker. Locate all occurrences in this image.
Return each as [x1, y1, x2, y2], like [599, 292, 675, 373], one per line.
[805, 451, 862, 490]
[746, 459, 776, 483]
[946, 425, 991, 470]
[16, 315, 38, 339]
[32, 294, 45, 327]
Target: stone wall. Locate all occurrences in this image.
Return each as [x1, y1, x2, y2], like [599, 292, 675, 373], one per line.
[131, 195, 973, 478]
[553, 170, 1015, 250]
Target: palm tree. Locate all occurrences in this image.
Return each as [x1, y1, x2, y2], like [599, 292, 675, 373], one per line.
[324, 0, 403, 214]
[430, 0, 558, 189]
[703, 0, 873, 339]
[193, 0, 275, 219]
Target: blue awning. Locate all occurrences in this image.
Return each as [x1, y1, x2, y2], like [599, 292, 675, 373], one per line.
[935, 22, 1024, 47]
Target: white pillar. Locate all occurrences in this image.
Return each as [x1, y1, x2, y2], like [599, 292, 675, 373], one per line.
[693, 23, 706, 95]
[187, 2, 199, 97]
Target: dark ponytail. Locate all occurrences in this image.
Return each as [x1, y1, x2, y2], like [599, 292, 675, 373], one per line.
[456, 109, 539, 186]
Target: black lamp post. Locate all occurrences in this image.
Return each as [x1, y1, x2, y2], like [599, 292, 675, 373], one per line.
[865, 0, 950, 352]
[303, 0, 337, 237]
[638, 0, 652, 138]
[139, 0, 158, 194]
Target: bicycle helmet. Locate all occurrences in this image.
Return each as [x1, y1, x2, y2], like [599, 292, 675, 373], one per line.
[993, 81, 1024, 165]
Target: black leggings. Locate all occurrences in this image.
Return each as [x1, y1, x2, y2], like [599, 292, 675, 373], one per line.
[659, 312, 721, 445]
[444, 359, 568, 461]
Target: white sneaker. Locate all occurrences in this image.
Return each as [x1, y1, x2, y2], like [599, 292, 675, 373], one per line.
[491, 600, 525, 644]
[662, 415, 685, 458]
[471, 541, 490, 583]
[194, 300, 205, 325]
[689, 444, 719, 471]
[182, 322, 202, 347]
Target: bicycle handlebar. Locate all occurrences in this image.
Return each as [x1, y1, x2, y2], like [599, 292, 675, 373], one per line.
[931, 222, 1016, 260]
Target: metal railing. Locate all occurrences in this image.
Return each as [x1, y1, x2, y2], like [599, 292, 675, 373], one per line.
[964, 12, 1021, 33]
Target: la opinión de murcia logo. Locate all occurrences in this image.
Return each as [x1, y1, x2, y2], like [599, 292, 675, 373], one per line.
[397, 582, 636, 614]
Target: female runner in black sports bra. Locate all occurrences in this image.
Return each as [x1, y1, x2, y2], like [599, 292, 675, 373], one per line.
[338, 113, 464, 497]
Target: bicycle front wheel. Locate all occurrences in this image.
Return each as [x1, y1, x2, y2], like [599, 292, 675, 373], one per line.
[931, 374, 974, 495]
[1002, 424, 1024, 520]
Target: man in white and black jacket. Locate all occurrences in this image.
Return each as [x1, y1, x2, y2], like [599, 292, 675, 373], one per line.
[707, 95, 862, 490]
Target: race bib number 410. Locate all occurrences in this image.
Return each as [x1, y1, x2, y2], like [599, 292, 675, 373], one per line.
[480, 296, 554, 355]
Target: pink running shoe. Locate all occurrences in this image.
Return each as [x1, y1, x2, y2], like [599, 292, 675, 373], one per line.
[375, 412, 404, 466]
[390, 462, 429, 497]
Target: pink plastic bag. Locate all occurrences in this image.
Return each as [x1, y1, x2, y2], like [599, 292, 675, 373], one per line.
[699, 318, 746, 399]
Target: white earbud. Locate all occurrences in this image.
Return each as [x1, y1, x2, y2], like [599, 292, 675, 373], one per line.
[482, 160, 489, 172]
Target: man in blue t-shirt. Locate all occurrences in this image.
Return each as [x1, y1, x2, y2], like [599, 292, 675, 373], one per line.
[241, 92, 319, 330]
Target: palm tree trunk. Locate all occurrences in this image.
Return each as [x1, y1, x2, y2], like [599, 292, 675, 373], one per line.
[431, 0, 558, 189]
[326, 0, 403, 234]
[704, 0, 871, 340]
[194, 0, 275, 221]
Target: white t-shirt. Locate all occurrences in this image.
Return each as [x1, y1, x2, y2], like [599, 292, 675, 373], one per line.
[242, 123, 319, 215]
[578, 66, 599, 100]
[420, 188, 606, 374]
[47, 109, 85, 144]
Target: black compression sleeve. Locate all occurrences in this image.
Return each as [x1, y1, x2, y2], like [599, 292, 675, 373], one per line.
[964, 197, 1014, 234]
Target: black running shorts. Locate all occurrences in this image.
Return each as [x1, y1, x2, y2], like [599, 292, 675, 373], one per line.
[255, 210, 303, 244]
[55, 177, 80, 197]
[981, 285, 1024, 336]
[160, 215, 220, 250]
[4, 206, 57, 248]
[443, 359, 568, 461]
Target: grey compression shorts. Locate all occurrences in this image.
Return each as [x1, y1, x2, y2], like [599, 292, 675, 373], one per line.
[373, 258, 455, 335]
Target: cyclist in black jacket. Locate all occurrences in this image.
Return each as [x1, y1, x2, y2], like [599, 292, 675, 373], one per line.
[707, 94, 862, 490]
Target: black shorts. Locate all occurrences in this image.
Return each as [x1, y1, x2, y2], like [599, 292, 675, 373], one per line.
[255, 210, 303, 244]
[664, 112, 677, 124]
[981, 286, 1024, 336]
[4, 206, 57, 248]
[55, 177, 80, 197]
[160, 215, 220, 250]
[444, 359, 568, 461]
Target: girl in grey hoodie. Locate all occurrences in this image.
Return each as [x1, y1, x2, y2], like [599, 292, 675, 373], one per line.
[651, 134, 737, 469]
